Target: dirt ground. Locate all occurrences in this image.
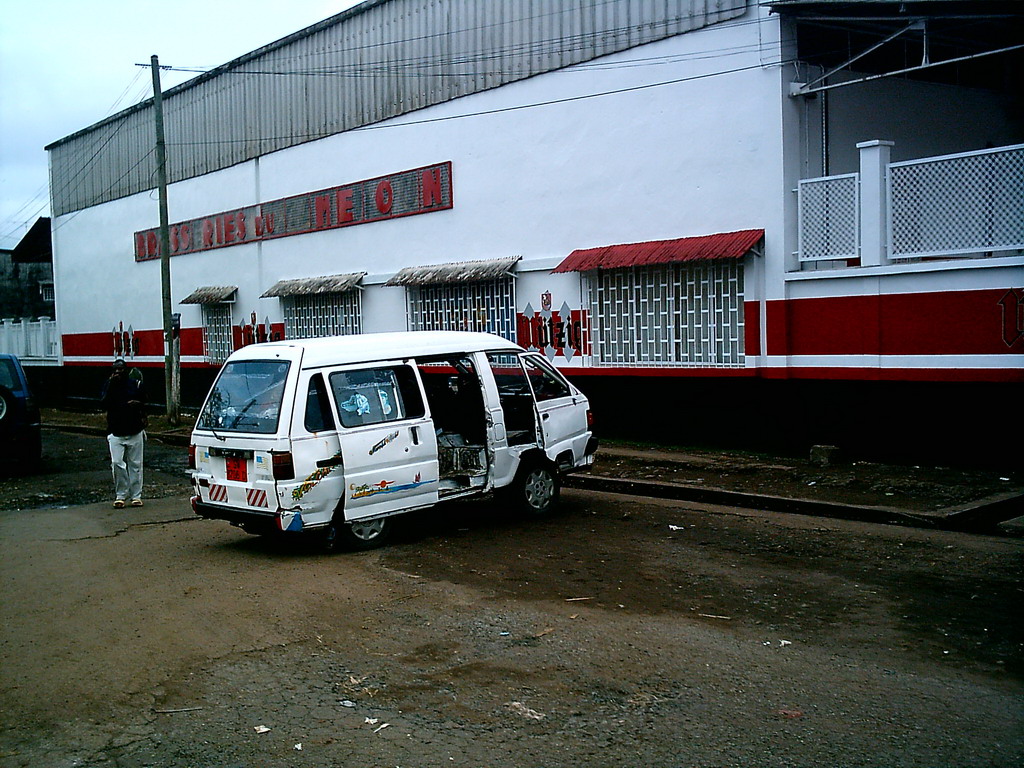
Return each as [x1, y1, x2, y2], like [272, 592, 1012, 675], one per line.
[0, 426, 1022, 767]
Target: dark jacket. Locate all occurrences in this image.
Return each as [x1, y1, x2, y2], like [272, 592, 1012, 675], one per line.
[100, 375, 146, 437]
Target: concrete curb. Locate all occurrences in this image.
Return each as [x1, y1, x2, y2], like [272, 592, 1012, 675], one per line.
[941, 492, 1024, 531]
[564, 474, 941, 529]
[565, 474, 1024, 532]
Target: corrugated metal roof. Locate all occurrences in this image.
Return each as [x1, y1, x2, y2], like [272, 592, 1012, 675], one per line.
[260, 272, 366, 298]
[47, 0, 748, 217]
[180, 285, 237, 304]
[552, 229, 764, 272]
[385, 256, 521, 286]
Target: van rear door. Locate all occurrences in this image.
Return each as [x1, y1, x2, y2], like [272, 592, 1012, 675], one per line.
[521, 353, 590, 465]
[192, 358, 293, 514]
[323, 361, 439, 520]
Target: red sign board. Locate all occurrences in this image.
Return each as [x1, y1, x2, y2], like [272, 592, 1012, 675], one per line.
[134, 162, 453, 261]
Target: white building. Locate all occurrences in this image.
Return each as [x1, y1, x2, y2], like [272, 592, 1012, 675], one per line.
[43, 0, 1024, 462]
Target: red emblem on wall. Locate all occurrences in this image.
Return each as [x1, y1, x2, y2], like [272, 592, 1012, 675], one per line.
[112, 321, 138, 359]
[517, 295, 588, 362]
[998, 288, 1024, 347]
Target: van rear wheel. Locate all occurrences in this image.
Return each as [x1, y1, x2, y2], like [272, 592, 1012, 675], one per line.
[323, 516, 392, 551]
[508, 461, 560, 516]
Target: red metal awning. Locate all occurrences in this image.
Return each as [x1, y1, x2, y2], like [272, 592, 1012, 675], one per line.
[552, 229, 764, 273]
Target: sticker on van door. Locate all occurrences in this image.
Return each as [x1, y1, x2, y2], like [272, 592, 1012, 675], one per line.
[369, 430, 400, 455]
[292, 449, 344, 500]
[350, 473, 435, 500]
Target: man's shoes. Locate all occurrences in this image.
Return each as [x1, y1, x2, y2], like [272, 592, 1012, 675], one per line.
[113, 499, 125, 509]
[130, 499, 144, 507]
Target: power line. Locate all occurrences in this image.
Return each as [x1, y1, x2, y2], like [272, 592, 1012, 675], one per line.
[161, 38, 770, 79]
[169, 0, 759, 71]
[0, 199, 47, 239]
[1, 68, 155, 242]
[167, 56, 792, 148]
[49, 148, 156, 236]
[105, 68, 148, 115]
[2, 183, 48, 223]
[51, 8, 774, 209]
[160, 13, 774, 80]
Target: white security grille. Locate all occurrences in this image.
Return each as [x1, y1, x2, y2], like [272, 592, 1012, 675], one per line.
[283, 292, 361, 340]
[406, 279, 516, 340]
[798, 173, 859, 261]
[202, 304, 234, 364]
[584, 262, 744, 367]
[890, 144, 1024, 259]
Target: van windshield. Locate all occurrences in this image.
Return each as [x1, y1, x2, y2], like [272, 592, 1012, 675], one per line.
[197, 360, 291, 434]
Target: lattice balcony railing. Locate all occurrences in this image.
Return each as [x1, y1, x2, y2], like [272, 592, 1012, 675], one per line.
[798, 173, 859, 262]
[889, 144, 1024, 259]
[796, 143, 1024, 268]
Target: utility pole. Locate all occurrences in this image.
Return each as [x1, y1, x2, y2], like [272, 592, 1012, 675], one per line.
[150, 55, 179, 426]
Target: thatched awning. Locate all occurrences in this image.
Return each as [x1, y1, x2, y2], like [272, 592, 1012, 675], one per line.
[180, 285, 237, 304]
[385, 256, 520, 286]
[260, 272, 365, 298]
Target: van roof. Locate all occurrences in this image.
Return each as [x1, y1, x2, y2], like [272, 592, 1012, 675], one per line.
[226, 331, 524, 368]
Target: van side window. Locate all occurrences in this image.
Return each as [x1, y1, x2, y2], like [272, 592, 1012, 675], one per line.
[522, 356, 571, 401]
[329, 366, 425, 428]
[304, 373, 336, 433]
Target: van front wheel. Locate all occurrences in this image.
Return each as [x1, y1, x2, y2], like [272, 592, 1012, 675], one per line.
[509, 462, 560, 516]
[323, 516, 392, 552]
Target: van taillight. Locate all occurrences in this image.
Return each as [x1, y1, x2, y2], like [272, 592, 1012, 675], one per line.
[272, 452, 295, 481]
[586, 409, 594, 430]
[188, 444, 196, 470]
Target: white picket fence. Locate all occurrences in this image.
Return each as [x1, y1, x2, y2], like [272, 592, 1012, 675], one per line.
[0, 317, 59, 362]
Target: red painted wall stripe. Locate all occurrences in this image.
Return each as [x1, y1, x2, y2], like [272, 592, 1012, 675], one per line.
[744, 301, 761, 357]
[767, 288, 1024, 357]
[58, 287, 1023, 382]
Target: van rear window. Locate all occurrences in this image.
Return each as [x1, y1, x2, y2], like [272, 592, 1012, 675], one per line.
[197, 360, 291, 434]
[329, 366, 424, 428]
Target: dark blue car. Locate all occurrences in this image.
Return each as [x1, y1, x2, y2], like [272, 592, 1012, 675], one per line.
[0, 353, 42, 470]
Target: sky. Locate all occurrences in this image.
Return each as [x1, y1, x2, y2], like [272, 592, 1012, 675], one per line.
[0, 0, 363, 250]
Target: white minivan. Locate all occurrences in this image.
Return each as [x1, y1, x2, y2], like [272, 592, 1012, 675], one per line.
[189, 331, 596, 549]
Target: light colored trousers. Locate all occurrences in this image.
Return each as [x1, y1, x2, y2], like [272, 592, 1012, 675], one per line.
[108, 431, 145, 502]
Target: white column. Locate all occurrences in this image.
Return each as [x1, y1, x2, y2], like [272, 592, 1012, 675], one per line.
[857, 140, 894, 267]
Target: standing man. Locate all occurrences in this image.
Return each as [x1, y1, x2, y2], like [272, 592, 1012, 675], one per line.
[101, 359, 146, 508]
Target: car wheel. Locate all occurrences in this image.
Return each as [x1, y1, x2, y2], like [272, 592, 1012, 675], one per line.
[0, 386, 11, 423]
[510, 461, 560, 516]
[323, 516, 392, 552]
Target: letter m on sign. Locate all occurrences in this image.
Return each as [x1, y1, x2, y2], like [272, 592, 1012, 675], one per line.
[422, 168, 443, 208]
